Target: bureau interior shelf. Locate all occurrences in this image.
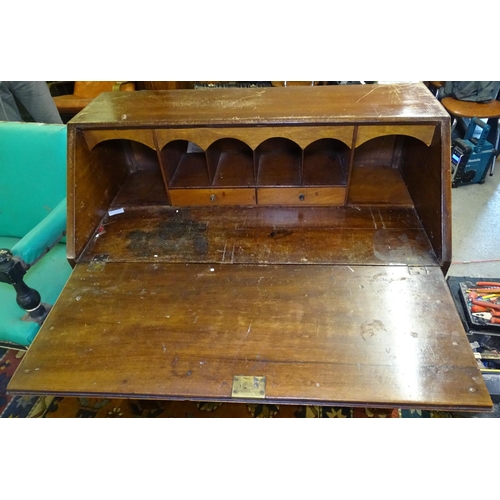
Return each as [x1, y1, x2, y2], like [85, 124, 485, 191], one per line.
[303, 139, 348, 186]
[84, 124, 433, 216]
[347, 165, 414, 206]
[109, 170, 167, 209]
[171, 152, 209, 188]
[160, 135, 349, 191]
[162, 140, 255, 189]
[86, 204, 438, 268]
[208, 139, 255, 187]
[256, 138, 302, 186]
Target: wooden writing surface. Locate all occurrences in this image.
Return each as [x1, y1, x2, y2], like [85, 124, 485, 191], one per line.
[8, 263, 491, 410]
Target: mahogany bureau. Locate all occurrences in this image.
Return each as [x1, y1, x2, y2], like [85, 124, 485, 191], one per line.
[9, 83, 493, 411]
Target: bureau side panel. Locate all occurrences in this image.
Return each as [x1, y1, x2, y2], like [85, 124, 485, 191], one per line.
[400, 121, 451, 267]
[67, 126, 134, 263]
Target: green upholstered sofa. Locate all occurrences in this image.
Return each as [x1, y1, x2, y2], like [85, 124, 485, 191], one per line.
[0, 122, 72, 349]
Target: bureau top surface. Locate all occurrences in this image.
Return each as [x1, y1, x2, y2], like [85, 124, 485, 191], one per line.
[69, 83, 449, 128]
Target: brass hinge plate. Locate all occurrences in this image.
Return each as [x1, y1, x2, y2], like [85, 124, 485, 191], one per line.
[231, 375, 266, 399]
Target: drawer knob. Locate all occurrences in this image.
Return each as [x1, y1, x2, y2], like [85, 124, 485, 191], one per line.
[210, 194, 216, 202]
[298, 193, 305, 201]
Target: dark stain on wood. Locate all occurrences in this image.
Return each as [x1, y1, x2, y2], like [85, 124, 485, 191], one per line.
[269, 229, 294, 239]
[127, 219, 208, 257]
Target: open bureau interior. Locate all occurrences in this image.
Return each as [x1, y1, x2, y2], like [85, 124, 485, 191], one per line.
[9, 83, 493, 411]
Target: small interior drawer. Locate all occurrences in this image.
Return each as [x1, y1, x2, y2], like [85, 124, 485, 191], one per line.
[169, 188, 256, 206]
[257, 187, 346, 206]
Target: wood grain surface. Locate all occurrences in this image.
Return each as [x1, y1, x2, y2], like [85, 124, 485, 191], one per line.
[69, 83, 449, 128]
[83, 206, 438, 267]
[9, 263, 491, 410]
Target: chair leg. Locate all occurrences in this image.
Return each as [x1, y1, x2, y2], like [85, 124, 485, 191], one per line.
[0, 249, 49, 324]
[484, 117, 500, 158]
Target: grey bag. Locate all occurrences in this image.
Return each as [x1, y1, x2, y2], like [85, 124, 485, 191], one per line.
[441, 81, 500, 103]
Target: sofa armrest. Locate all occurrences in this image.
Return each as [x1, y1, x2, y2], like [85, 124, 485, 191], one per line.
[11, 198, 67, 267]
[112, 81, 136, 92]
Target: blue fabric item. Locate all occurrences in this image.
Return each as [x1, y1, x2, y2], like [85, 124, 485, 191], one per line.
[0, 122, 67, 238]
[0, 243, 71, 346]
[11, 198, 66, 265]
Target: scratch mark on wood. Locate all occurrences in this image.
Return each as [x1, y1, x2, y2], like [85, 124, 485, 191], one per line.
[355, 87, 377, 103]
[231, 243, 236, 264]
[221, 240, 227, 263]
[390, 84, 403, 103]
[378, 209, 386, 229]
[369, 207, 378, 229]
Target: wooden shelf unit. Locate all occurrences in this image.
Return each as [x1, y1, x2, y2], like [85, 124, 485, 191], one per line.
[79, 123, 431, 210]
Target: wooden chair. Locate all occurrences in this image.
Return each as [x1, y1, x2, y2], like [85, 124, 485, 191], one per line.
[430, 81, 500, 151]
[51, 81, 135, 119]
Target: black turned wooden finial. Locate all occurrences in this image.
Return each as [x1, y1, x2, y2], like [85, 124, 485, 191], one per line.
[0, 249, 49, 324]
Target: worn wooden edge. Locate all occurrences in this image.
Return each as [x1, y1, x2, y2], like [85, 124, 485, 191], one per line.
[83, 129, 156, 150]
[68, 84, 451, 127]
[74, 124, 442, 151]
[5, 388, 492, 412]
[156, 126, 355, 150]
[440, 120, 452, 267]
[66, 127, 77, 266]
[356, 125, 436, 147]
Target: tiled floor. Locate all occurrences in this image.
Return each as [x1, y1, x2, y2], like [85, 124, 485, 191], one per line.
[447, 158, 500, 278]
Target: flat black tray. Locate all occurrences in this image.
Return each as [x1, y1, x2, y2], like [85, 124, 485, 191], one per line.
[447, 276, 500, 337]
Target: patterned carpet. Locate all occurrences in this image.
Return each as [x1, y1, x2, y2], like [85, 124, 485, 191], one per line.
[0, 346, 471, 418]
